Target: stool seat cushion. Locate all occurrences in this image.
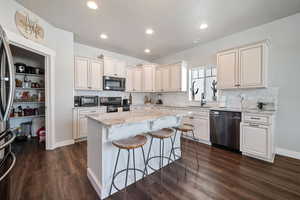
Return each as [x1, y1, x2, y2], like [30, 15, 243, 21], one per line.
[112, 135, 147, 150]
[175, 123, 194, 132]
[149, 128, 174, 139]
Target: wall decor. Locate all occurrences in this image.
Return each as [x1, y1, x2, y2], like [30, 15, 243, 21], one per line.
[15, 11, 45, 42]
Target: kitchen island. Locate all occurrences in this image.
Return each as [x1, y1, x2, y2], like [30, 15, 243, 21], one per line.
[86, 109, 190, 199]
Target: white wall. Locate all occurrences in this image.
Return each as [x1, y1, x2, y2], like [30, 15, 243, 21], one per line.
[74, 43, 151, 105]
[154, 13, 300, 153]
[1, 0, 74, 145]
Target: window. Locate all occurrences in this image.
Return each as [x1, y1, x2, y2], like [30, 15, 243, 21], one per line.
[189, 65, 217, 101]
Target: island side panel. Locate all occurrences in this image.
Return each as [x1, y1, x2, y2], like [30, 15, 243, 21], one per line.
[87, 118, 104, 198]
[100, 116, 182, 199]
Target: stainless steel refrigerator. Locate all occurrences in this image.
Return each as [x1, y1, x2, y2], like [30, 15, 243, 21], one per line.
[0, 25, 16, 200]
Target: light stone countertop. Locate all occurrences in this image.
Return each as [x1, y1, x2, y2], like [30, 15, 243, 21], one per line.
[87, 109, 192, 127]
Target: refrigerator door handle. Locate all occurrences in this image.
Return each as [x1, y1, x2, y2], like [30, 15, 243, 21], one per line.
[0, 26, 15, 121]
[0, 152, 16, 182]
[0, 132, 16, 150]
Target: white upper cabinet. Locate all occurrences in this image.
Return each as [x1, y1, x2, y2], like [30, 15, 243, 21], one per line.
[103, 56, 127, 77]
[75, 57, 89, 89]
[142, 65, 156, 92]
[74, 57, 103, 90]
[162, 66, 170, 92]
[217, 41, 268, 90]
[217, 49, 239, 89]
[126, 67, 134, 92]
[89, 60, 103, 90]
[155, 67, 163, 92]
[133, 67, 143, 92]
[126, 66, 143, 92]
[239, 43, 267, 88]
[155, 61, 187, 92]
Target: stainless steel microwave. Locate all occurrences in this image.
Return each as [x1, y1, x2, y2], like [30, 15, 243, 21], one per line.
[103, 76, 126, 91]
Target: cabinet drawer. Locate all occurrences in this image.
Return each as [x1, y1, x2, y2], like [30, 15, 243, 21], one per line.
[243, 114, 270, 124]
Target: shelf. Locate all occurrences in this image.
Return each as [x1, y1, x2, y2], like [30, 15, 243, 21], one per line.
[14, 101, 45, 104]
[10, 115, 45, 120]
[16, 73, 44, 77]
[16, 87, 45, 90]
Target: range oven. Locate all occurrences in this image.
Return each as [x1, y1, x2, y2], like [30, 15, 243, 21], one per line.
[74, 96, 99, 107]
[100, 97, 130, 113]
[103, 76, 125, 91]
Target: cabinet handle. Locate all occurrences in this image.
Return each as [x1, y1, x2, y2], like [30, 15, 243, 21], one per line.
[189, 116, 194, 119]
[249, 123, 260, 127]
[250, 117, 261, 120]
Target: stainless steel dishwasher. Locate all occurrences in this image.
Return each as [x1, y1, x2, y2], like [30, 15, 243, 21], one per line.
[210, 110, 241, 152]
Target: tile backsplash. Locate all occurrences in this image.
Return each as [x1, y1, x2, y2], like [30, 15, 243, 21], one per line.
[157, 87, 279, 110]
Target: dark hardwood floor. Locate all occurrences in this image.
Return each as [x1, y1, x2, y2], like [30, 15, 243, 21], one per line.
[8, 138, 300, 200]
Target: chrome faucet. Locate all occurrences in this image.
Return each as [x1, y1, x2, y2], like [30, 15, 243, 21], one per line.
[201, 92, 206, 107]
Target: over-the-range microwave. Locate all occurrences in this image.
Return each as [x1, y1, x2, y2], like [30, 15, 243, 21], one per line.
[103, 76, 126, 91]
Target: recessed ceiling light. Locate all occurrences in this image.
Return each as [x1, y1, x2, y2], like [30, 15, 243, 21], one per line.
[145, 28, 154, 35]
[200, 23, 208, 30]
[193, 40, 200, 44]
[87, 1, 98, 10]
[100, 34, 108, 39]
[144, 49, 151, 53]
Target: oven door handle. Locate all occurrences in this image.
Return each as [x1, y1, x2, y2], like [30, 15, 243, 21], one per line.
[0, 131, 16, 150]
[0, 152, 16, 181]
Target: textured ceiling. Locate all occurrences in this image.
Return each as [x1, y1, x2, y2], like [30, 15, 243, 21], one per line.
[16, 0, 300, 61]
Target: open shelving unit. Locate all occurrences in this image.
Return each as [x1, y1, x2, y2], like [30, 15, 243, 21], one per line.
[9, 44, 46, 143]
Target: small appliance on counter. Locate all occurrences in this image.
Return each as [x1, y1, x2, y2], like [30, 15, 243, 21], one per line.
[74, 96, 99, 107]
[156, 94, 163, 105]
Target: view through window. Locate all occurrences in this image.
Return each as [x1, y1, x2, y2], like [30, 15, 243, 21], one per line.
[189, 65, 217, 101]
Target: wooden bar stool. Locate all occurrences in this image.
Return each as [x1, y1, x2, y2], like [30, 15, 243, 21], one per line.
[143, 128, 174, 179]
[109, 135, 148, 196]
[171, 123, 199, 175]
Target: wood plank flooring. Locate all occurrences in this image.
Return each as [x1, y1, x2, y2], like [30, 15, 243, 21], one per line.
[8, 138, 300, 200]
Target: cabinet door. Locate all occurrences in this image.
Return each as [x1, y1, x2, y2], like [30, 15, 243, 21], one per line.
[155, 68, 163, 92]
[75, 57, 89, 89]
[126, 67, 134, 92]
[134, 68, 143, 92]
[193, 117, 210, 142]
[79, 117, 88, 138]
[217, 49, 239, 89]
[89, 60, 103, 90]
[103, 57, 117, 77]
[143, 65, 155, 92]
[162, 66, 170, 92]
[239, 43, 265, 88]
[115, 60, 126, 77]
[241, 123, 269, 158]
[169, 64, 181, 91]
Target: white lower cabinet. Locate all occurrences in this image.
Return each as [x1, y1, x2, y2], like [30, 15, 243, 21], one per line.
[240, 113, 275, 163]
[182, 110, 210, 145]
[73, 108, 106, 140]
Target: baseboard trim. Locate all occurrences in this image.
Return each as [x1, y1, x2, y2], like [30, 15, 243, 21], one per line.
[87, 168, 102, 198]
[54, 139, 75, 149]
[276, 148, 300, 160]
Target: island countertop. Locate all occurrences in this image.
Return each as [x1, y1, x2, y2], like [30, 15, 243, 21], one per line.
[87, 109, 191, 127]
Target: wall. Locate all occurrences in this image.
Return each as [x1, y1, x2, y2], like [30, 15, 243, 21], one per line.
[154, 13, 300, 153]
[1, 0, 74, 146]
[74, 43, 151, 105]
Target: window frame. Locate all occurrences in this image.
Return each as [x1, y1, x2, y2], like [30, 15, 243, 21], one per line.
[189, 65, 217, 102]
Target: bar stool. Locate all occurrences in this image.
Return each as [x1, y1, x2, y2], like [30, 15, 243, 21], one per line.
[109, 135, 148, 196]
[143, 128, 174, 178]
[171, 123, 199, 175]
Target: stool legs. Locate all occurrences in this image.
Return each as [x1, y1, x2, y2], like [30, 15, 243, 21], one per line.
[143, 137, 153, 178]
[109, 148, 121, 195]
[132, 149, 136, 183]
[191, 130, 200, 169]
[124, 149, 130, 189]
